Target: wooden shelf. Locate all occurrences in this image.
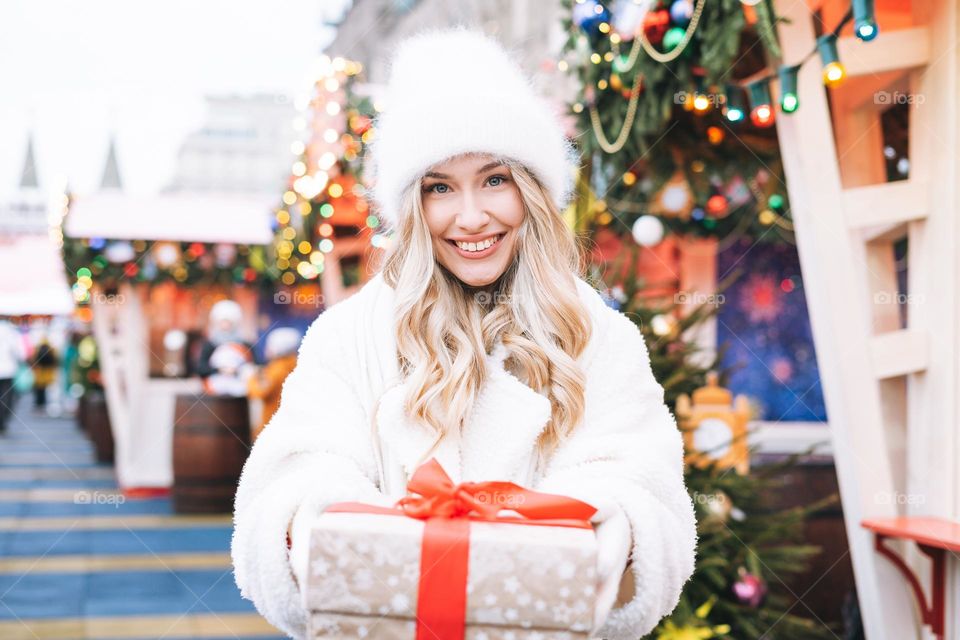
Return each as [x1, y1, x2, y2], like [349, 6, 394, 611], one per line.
[861, 516, 960, 639]
[862, 516, 960, 552]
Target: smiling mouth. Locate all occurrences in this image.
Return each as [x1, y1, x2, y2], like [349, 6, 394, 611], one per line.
[446, 233, 505, 254]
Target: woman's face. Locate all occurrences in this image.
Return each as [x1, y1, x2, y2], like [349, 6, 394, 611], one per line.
[420, 153, 524, 288]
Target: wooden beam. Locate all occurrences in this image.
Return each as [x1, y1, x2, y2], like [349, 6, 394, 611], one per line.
[869, 330, 929, 379]
[838, 27, 931, 77]
[773, 2, 922, 637]
[861, 222, 908, 244]
[844, 180, 929, 230]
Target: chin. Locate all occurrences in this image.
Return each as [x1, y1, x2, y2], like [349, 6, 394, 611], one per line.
[453, 270, 501, 288]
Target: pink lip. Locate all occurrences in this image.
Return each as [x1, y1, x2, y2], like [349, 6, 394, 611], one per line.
[447, 233, 504, 260]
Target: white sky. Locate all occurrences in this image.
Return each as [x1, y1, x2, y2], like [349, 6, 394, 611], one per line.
[0, 0, 350, 198]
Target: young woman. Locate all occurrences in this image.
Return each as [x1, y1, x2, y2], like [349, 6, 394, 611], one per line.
[232, 27, 696, 640]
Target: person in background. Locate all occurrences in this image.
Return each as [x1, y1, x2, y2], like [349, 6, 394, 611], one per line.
[60, 331, 81, 412]
[0, 319, 24, 433]
[247, 327, 302, 442]
[31, 337, 58, 414]
[196, 300, 255, 393]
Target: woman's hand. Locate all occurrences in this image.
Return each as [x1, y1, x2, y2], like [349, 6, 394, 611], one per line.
[590, 498, 632, 634]
[288, 503, 315, 592]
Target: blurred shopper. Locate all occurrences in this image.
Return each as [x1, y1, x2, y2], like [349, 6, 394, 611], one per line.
[247, 327, 301, 442]
[197, 300, 255, 396]
[0, 320, 24, 432]
[30, 337, 58, 413]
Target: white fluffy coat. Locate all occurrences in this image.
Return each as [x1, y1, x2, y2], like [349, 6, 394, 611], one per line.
[231, 273, 697, 639]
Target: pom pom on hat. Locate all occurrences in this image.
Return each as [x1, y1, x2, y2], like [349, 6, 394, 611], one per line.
[367, 26, 580, 229]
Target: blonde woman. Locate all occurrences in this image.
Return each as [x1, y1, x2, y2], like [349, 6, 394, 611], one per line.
[232, 27, 696, 640]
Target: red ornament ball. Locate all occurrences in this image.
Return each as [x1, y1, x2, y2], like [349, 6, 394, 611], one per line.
[642, 9, 671, 46]
[706, 194, 729, 218]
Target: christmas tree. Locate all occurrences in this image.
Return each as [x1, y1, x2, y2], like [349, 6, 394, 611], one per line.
[590, 245, 837, 639]
[267, 55, 383, 289]
[561, 0, 792, 242]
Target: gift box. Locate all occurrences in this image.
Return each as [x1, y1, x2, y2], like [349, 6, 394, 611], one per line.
[304, 458, 600, 639]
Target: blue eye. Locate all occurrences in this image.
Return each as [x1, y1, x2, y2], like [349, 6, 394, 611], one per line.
[487, 174, 509, 187]
[425, 183, 449, 194]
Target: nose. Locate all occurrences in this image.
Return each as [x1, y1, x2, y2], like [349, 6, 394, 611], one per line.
[455, 188, 490, 230]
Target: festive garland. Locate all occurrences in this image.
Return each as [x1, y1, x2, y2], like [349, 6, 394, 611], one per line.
[266, 57, 383, 286]
[566, 0, 878, 244]
[564, 0, 788, 242]
[61, 223, 270, 305]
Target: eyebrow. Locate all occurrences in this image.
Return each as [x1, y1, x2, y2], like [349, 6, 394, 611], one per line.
[423, 160, 505, 180]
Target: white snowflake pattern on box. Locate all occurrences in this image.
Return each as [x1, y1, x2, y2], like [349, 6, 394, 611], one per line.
[305, 511, 598, 639]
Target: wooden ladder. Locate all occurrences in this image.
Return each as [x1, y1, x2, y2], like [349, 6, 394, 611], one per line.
[772, 1, 958, 638]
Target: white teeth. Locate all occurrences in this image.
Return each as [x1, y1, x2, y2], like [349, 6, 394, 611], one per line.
[455, 234, 501, 252]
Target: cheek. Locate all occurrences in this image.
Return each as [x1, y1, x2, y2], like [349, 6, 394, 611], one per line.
[486, 189, 525, 226]
[421, 199, 455, 237]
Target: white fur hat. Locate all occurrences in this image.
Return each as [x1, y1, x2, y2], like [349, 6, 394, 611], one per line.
[367, 27, 580, 230]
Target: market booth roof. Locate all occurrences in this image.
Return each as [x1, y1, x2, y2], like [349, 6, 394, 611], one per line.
[64, 192, 275, 245]
[0, 235, 74, 316]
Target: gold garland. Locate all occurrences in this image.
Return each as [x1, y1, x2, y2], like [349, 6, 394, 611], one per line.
[587, 0, 708, 154]
[634, 0, 707, 64]
[589, 69, 644, 153]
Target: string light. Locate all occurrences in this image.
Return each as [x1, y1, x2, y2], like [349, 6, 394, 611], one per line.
[852, 0, 878, 41]
[747, 79, 775, 128]
[691, 76, 712, 114]
[724, 84, 746, 122]
[716, 7, 859, 124]
[817, 34, 846, 87]
[778, 65, 800, 113]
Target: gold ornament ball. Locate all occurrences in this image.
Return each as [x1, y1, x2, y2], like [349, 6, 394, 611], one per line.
[650, 313, 678, 338]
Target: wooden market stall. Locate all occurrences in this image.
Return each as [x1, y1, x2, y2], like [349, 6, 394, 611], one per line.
[63, 192, 274, 494]
[773, 1, 960, 637]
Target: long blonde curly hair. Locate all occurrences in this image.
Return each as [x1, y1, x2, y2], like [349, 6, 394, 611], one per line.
[379, 154, 593, 468]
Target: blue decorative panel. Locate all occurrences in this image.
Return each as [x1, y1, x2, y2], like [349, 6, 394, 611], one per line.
[716, 238, 827, 422]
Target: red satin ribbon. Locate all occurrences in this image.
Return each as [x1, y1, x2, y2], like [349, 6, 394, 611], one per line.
[324, 457, 597, 640]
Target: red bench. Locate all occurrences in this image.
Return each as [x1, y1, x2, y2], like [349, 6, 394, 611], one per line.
[861, 516, 960, 640]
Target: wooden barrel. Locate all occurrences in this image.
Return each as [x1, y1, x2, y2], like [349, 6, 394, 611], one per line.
[84, 391, 114, 463]
[172, 394, 250, 514]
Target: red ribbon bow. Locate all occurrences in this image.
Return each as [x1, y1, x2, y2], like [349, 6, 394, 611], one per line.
[324, 457, 597, 639]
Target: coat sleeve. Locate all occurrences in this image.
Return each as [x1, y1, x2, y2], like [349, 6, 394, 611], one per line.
[230, 315, 390, 639]
[535, 306, 698, 640]
[195, 340, 216, 378]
